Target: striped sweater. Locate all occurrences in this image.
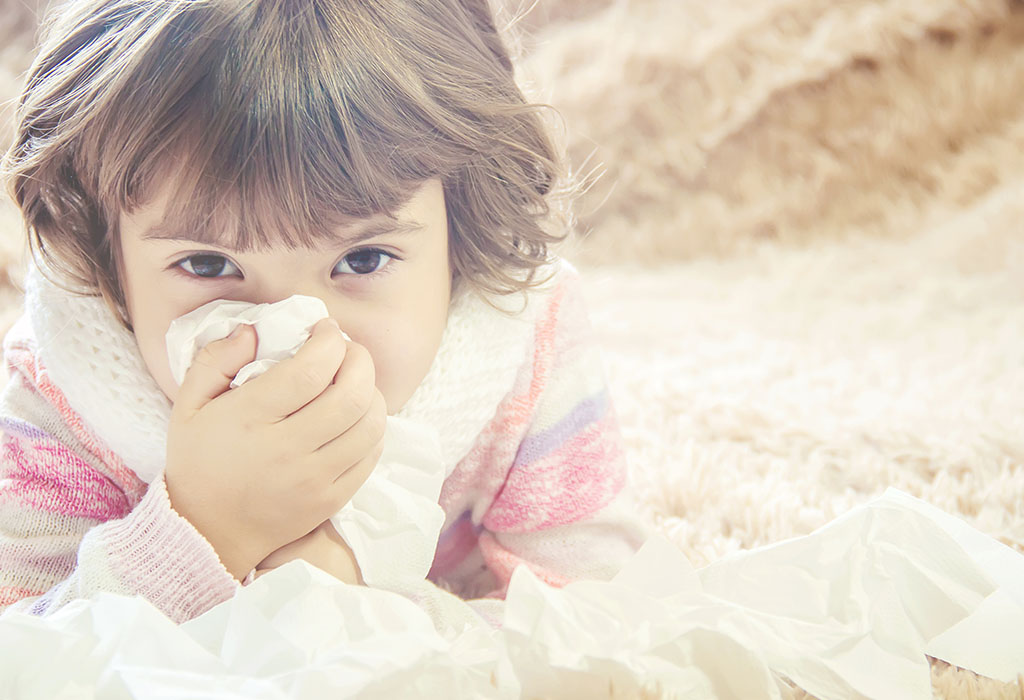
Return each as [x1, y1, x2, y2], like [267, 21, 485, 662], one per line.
[0, 260, 649, 623]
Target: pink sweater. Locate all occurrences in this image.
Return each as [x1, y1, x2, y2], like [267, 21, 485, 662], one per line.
[0, 269, 648, 623]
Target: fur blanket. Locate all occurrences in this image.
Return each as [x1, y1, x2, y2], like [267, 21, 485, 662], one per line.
[1, 0, 1022, 696]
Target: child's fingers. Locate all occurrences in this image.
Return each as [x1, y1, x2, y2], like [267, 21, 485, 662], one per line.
[313, 388, 387, 483]
[239, 318, 348, 420]
[280, 341, 377, 449]
[174, 324, 257, 416]
[323, 431, 384, 507]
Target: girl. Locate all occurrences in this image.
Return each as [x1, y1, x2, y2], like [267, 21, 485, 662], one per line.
[0, 0, 648, 624]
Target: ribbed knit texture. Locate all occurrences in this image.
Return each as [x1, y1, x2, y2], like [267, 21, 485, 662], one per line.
[0, 259, 648, 622]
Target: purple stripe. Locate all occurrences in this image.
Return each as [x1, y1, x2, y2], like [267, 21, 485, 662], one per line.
[0, 417, 50, 441]
[513, 391, 608, 468]
[431, 510, 483, 576]
[437, 509, 479, 546]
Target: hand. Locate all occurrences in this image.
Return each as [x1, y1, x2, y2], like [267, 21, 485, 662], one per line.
[164, 318, 386, 580]
[254, 520, 362, 584]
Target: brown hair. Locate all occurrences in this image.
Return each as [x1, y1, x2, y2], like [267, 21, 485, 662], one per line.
[2, 0, 576, 327]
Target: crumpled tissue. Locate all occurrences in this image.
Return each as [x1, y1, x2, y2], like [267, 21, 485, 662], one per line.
[164, 296, 446, 588]
[166, 295, 334, 388]
[2, 489, 1021, 699]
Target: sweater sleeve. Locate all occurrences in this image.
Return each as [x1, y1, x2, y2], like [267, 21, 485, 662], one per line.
[434, 267, 652, 598]
[0, 344, 239, 624]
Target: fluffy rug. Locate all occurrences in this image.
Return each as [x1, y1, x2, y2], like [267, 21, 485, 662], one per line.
[578, 200, 1024, 698]
[1, 0, 1023, 697]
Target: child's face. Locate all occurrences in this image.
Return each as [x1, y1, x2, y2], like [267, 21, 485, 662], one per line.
[118, 178, 452, 414]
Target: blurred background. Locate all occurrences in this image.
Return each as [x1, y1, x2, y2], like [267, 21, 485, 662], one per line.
[511, 0, 1024, 263]
[1, 1, 1023, 693]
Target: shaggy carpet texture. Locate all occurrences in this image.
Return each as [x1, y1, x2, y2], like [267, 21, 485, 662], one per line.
[580, 204, 1024, 699]
[1, 0, 1023, 697]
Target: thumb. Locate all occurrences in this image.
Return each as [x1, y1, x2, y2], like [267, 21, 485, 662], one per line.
[173, 324, 257, 415]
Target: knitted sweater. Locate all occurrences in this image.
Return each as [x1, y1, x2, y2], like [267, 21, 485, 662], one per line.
[0, 259, 649, 623]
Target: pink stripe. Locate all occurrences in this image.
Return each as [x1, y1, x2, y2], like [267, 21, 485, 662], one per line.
[5, 347, 147, 506]
[518, 279, 566, 413]
[488, 278, 568, 441]
[1, 433, 130, 522]
[439, 279, 571, 510]
[0, 585, 44, 607]
[483, 413, 626, 533]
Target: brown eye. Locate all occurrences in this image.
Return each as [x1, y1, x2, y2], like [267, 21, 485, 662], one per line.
[335, 249, 393, 275]
[179, 254, 239, 278]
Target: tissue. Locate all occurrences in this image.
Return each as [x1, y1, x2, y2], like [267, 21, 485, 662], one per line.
[165, 295, 332, 388]
[4, 490, 1022, 699]
[164, 296, 447, 588]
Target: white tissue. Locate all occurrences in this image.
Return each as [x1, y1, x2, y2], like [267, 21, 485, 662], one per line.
[165, 295, 332, 388]
[331, 418, 446, 588]
[4, 490, 1023, 699]
[164, 296, 447, 589]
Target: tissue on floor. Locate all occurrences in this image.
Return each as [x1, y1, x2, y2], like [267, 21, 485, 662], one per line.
[3, 490, 1021, 699]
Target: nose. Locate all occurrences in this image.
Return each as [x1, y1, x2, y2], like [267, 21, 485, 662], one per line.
[238, 271, 328, 307]
[245, 284, 327, 306]
[217, 250, 333, 307]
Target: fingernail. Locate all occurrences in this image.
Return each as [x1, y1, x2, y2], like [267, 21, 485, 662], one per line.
[228, 324, 244, 339]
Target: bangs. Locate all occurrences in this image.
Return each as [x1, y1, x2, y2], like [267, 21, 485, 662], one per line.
[9, 0, 567, 327]
[82, 0, 493, 250]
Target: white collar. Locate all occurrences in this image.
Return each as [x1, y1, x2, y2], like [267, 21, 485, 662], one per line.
[22, 264, 546, 483]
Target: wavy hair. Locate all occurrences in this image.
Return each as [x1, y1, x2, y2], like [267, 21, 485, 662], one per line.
[3, 0, 576, 327]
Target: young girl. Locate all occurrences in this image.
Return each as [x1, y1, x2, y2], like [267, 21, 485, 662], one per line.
[0, 0, 648, 625]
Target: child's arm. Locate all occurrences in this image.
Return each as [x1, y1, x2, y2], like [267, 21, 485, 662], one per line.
[0, 329, 239, 621]
[0, 405, 239, 622]
[434, 265, 652, 598]
[0, 316, 381, 620]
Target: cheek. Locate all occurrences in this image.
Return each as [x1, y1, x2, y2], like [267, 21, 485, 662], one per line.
[358, 318, 443, 414]
[341, 280, 450, 414]
[134, 313, 181, 403]
[123, 278, 189, 403]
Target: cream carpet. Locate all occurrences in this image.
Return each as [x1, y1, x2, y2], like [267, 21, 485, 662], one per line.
[2, 0, 1023, 696]
[577, 201, 1024, 698]
[582, 197, 1024, 569]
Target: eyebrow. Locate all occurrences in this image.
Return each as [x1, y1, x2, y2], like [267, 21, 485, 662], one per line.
[140, 217, 426, 249]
